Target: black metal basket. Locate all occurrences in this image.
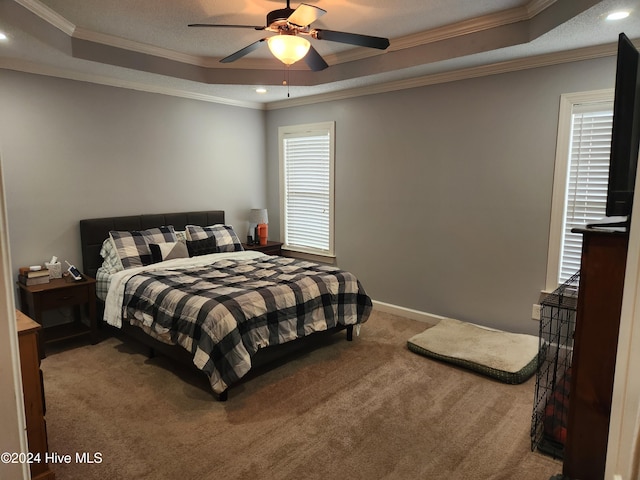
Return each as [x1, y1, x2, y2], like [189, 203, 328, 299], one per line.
[530, 271, 579, 459]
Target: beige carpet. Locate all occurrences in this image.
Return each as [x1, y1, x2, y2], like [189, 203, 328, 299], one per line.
[41, 311, 561, 480]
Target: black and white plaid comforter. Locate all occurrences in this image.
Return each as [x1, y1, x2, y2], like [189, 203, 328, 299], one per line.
[116, 254, 372, 394]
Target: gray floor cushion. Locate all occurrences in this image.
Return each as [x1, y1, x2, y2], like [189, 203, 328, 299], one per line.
[407, 318, 540, 384]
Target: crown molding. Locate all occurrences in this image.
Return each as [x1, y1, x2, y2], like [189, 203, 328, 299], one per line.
[15, 0, 75, 35]
[265, 41, 616, 110]
[527, 0, 558, 17]
[0, 58, 265, 110]
[0, 40, 617, 112]
[70, 26, 289, 71]
[330, 0, 554, 62]
[390, 0, 557, 51]
[71, 26, 214, 67]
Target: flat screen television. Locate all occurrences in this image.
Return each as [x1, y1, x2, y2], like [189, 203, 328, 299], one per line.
[604, 33, 640, 226]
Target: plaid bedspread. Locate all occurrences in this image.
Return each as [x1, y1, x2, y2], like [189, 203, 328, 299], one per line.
[120, 255, 372, 394]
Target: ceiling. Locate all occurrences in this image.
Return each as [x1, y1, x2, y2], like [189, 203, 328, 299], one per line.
[0, 0, 639, 109]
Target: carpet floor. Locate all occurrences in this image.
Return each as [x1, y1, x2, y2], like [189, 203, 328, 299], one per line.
[41, 310, 562, 480]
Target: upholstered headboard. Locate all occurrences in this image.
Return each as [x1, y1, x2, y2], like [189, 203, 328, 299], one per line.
[79, 210, 225, 279]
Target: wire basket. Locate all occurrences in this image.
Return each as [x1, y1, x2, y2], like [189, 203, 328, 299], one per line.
[530, 271, 579, 459]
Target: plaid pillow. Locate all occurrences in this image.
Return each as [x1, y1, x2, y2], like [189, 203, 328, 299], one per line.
[99, 238, 124, 273]
[109, 226, 177, 269]
[185, 224, 244, 253]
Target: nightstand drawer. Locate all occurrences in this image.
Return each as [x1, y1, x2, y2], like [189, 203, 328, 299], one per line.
[258, 245, 282, 255]
[242, 241, 283, 256]
[40, 286, 89, 309]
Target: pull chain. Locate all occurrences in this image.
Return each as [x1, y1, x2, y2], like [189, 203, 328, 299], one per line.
[282, 65, 290, 98]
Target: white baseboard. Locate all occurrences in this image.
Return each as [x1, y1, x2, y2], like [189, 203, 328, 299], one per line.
[372, 300, 452, 324]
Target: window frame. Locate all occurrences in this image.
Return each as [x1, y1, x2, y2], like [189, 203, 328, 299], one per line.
[278, 121, 335, 258]
[546, 89, 614, 291]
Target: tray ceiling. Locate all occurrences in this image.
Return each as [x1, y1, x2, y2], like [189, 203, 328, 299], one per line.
[0, 0, 638, 108]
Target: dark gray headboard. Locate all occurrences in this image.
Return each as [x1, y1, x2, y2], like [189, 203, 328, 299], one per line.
[79, 210, 225, 279]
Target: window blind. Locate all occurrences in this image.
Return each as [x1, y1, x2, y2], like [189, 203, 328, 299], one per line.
[559, 103, 613, 283]
[282, 131, 332, 254]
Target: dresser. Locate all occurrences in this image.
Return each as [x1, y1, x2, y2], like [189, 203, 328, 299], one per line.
[17, 310, 56, 480]
[563, 228, 628, 480]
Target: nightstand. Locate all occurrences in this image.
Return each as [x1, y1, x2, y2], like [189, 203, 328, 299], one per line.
[18, 276, 98, 356]
[242, 241, 283, 256]
[16, 310, 56, 480]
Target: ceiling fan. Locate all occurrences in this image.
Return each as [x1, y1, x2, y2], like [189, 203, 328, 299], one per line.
[188, 1, 390, 71]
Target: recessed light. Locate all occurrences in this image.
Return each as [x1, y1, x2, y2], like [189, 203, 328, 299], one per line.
[0, 32, 8, 41]
[606, 11, 630, 21]
[255, 87, 267, 94]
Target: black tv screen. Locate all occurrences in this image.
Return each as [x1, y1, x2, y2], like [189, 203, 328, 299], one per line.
[606, 33, 640, 219]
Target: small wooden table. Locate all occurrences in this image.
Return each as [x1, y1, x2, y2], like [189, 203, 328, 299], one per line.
[18, 276, 98, 356]
[242, 241, 283, 256]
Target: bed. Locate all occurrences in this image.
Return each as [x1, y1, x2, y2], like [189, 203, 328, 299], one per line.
[79, 210, 372, 401]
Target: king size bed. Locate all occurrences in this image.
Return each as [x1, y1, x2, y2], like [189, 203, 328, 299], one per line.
[80, 210, 372, 401]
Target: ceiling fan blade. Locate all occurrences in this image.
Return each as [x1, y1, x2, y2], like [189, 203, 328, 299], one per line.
[220, 39, 267, 63]
[304, 45, 329, 71]
[313, 29, 390, 50]
[287, 3, 326, 27]
[188, 23, 265, 31]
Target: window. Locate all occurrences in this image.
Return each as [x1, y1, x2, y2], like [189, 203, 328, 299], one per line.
[279, 122, 335, 257]
[546, 90, 614, 290]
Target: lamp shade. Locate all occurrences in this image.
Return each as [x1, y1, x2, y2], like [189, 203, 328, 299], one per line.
[249, 209, 268, 225]
[267, 35, 310, 65]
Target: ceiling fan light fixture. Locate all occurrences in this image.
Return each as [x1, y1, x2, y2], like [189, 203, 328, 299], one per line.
[267, 35, 310, 65]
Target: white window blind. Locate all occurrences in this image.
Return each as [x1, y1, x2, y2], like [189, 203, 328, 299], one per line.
[279, 122, 335, 257]
[559, 103, 613, 283]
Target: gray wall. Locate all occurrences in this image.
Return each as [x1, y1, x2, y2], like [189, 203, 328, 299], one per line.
[0, 56, 616, 336]
[265, 56, 616, 334]
[0, 70, 266, 279]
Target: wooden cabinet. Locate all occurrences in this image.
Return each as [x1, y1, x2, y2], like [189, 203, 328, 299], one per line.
[17, 310, 56, 480]
[563, 229, 629, 480]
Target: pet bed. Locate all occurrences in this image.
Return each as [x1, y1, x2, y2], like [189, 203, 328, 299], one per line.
[407, 318, 539, 384]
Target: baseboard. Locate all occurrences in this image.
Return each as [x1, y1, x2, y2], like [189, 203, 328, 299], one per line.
[372, 300, 451, 324]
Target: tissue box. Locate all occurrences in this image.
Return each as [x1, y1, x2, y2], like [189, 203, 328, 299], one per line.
[45, 262, 62, 279]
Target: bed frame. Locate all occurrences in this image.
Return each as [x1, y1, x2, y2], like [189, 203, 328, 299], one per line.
[79, 210, 352, 401]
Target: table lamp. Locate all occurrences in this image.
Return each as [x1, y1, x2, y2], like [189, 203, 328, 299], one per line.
[249, 209, 268, 246]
